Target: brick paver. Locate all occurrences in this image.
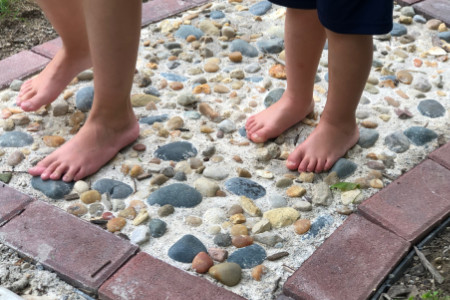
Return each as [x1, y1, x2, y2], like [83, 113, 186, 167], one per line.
[0, 51, 49, 90]
[142, 0, 195, 26]
[99, 252, 245, 300]
[396, 0, 423, 5]
[283, 214, 410, 300]
[429, 142, 450, 170]
[413, 0, 450, 25]
[0, 184, 33, 226]
[0, 201, 138, 293]
[358, 159, 450, 243]
[32, 38, 62, 59]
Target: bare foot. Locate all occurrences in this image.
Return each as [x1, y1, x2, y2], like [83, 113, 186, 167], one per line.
[245, 92, 314, 143]
[17, 48, 91, 111]
[286, 117, 359, 173]
[28, 115, 139, 182]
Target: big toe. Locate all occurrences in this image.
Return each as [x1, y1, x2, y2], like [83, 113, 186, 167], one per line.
[29, 166, 47, 176]
[20, 97, 44, 112]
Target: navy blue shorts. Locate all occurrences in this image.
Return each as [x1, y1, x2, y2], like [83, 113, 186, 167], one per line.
[269, 0, 393, 35]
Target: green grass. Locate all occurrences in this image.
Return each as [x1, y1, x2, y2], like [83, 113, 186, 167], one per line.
[0, 0, 19, 19]
[409, 291, 450, 300]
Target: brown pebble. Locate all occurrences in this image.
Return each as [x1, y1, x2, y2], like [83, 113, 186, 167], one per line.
[294, 219, 311, 235]
[198, 103, 219, 120]
[118, 207, 137, 220]
[230, 213, 246, 224]
[192, 252, 214, 274]
[366, 153, 378, 160]
[128, 200, 147, 212]
[193, 83, 211, 94]
[361, 120, 378, 128]
[232, 235, 253, 248]
[149, 158, 161, 164]
[67, 203, 87, 216]
[286, 185, 306, 198]
[107, 217, 126, 232]
[208, 248, 228, 262]
[370, 179, 384, 189]
[121, 164, 130, 175]
[230, 224, 248, 236]
[233, 156, 243, 163]
[169, 81, 184, 90]
[130, 165, 144, 178]
[204, 62, 220, 73]
[269, 64, 287, 79]
[43, 135, 65, 147]
[186, 35, 197, 43]
[150, 174, 169, 186]
[185, 215, 202, 227]
[251, 265, 267, 281]
[228, 204, 243, 216]
[216, 190, 227, 197]
[158, 204, 175, 217]
[367, 170, 383, 180]
[237, 167, 251, 178]
[80, 190, 101, 205]
[267, 251, 289, 261]
[229, 51, 243, 63]
[132, 143, 146, 152]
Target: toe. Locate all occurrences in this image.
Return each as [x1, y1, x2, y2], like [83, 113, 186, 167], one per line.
[29, 166, 47, 176]
[73, 167, 86, 182]
[315, 159, 326, 173]
[62, 166, 80, 182]
[306, 158, 317, 173]
[323, 159, 334, 171]
[250, 125, 271, 143]
[20, 96, 44, 111]
[50, 164, 69, 180]
[41, 162, 60, 180]
[298, 157, 309, 173]
[286, 149, 304, 170]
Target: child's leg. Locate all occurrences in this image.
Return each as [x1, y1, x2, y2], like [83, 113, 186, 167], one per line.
[29, 0, 141, 182]
[287, 31, 373, 173]
[245, 8, 326, 143]
[17, 0, 92, 111]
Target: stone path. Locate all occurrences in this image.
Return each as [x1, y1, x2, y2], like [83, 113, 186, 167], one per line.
[0, 0, 449, 299]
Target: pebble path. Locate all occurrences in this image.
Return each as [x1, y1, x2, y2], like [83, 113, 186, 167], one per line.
[0, 1, 449, 299]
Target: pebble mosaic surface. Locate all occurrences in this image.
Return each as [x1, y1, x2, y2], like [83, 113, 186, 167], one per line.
[1, 1, 449, 299]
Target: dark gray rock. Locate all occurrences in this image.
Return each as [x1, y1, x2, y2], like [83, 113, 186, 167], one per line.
[214, 233, 232, 247]
[75, 86, 94, 112]
[384, 131, 410, 153]
[302, 215, 334, 239]
[210, 11, 225, 19]
[438, 31, 450, 43]
[168, 234, 207, 263]
[357, 128, 379, 148]
[147, 183, 202, 207]
[149, 219, 167, 238]
[330, 158, 357, 179]
[154, 141, 198, 162]
[404, 126, 438, 146]
[227, 244, 267, 269]
[0, 131, 33, 147]
[417, 99, 445, 118]
[230, 40, 259, 58]
[31, 177, 74, 199]
[257, 38, 284, 54]
[139, 114, 168, 125]
[264, 88, 285, 108]
[92, 179, 133, 199]
[224, 177, 266, 200]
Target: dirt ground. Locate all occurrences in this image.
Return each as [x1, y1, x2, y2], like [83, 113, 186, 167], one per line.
[0, 0, 57, 60]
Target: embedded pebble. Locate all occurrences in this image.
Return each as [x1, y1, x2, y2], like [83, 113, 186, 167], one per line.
[286, 185, 306, 198]
[358, 128, 379, 148]
[31, 177, 74, 199]
[294, 219, 311, 235]
[224, 177, 266, 199]
[268, 194, 287, 208]
[240, 196, 262, 217]
[80, 190, 101, 204]
[192, 252, 214, 273]
[130, 225, 150, 245]
[227, 244, 267, 269]
[209, 262, 242, 287]
[208, 248, 228, 262]
[404, 127, 438, 146]
[0, 131, 34, 147]
[312, 182, 332, 206]
[194, 177, 220, 197]
[330, 158, 357, 179]
[214, 233, 232, 247]
[417, 100, 445, 118]
[158, 204, 175, 217]
[149, 219, 167, 238]
[292, 199, 312, 212]
[75, 86, 94, 112]
[303, 215, 334, 239]
[384, 131, 410, 153]
[168, 234, 207, 263]
[67, 203, 88, 217]
[107, 217, 126, 232]
[155, 141, 198, 161]
[147, 183, 202, 207]
[7, 151, 25, 166]
[263, 208, 299, 228]
[93, 179, 133, 199]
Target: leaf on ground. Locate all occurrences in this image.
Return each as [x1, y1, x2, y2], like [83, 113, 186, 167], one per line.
[330, 182, 360, 191]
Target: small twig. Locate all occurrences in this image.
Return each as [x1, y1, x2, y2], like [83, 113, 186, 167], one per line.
[272, 277, 281, 294]
[414, 246, 445, 284]
[282, 264, 295, 273]
[133, 178, 137, 194]
[380, 293, 393, 300]
[268, 54, 285, 66]
[382, 172, 396, 181]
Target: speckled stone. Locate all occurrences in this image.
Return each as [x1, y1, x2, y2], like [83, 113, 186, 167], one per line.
[149, 219, 167, 238]
[0, 131, 34, 147]
[384, 131, 410, 153]
[330, 158, 357, 179]
[75, 86, 94, 112]
[92, 179, 133, 199]
[417, 100, 445, 118]
[403, 126, 438, 146]
[302, 215, 334, 239]
[154, 141, 198, 162]
[224, 177, 266, 200]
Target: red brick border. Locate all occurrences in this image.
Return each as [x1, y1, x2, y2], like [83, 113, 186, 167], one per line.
[32, 38, 62, 59]
[0, 184, 33, 226]
[429, 142, 450, 170]
[413, 0, 450, 26]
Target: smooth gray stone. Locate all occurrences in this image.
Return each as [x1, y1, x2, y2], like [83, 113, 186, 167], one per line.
[417, 99, 445, 118]
[154, 141, 198, 162]
[75, 86, 94, 112]
[31, 177, 74, 199]
[147, 183, 202, 207]
[404, 126, 438, 146]
[168, 234, 207, 263]
[227, 244, 267, 269]
[0, 131, 33, 147]
[384, 131, 410, 153]
[330, 158, 357, 179]
[358, 128, 379, 148]
[92, 179, 133, 199]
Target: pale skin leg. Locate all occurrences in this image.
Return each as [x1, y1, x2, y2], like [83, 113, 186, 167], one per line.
[286, 29, 373, 173]
[28, 0, 141, 182]
[17, 0, 92, 111]
[245, 9, 326, 143]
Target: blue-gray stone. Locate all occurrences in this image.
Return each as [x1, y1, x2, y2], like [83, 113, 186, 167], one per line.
[154, 141, 197, 161]
[315, 74, 321, 83]
[149, 219, 167, 238]
[227, 244, 267, 269]
[404, 126, 438, 146]
[256, 38, 284, 54]
[438, 32, 450, 43]
[230, 40, 259, 58]
[0, 131, 33, 147]
[173, 171, 187, 181]
[31, 177, 74, 199]
[168, 234, 207, 263]
[92, 179, 133, 199]
[244, 63, 261, 73]
[214, 233, 232, 247]
[161, 73, 188, 82]
[75, 86, 94, 112]
[372, 60, 383, 68]
[384, 131, 410, 153]
[264, 88, 285, 108]
[413, 15, 426, 24]
[330, 158, 357, 179]
[147, 183, 202, 207]
[358, 128, 379, 148]
[324, 72, 329, 82]
[210, 11, 225, 19]
[249, 1, 272, 16]
[244, 76, 264, 83]
[224, 177, 266, 200]
[303, 215, 334, 239]
[167, 61, 181, 70]
[184, 111, 201, 120]
[390, 23, 407, 36]
[143, 86, 161, 97]
[417, 100, 445, 118]
[164, 42, 182, 50]
[238, 127, 247, 138]
[174, 25, 204, 40]
[139, 114, 168, 125]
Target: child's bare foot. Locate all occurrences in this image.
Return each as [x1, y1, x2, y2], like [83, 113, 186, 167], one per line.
[245, 92, 314, 143]
[17, 48, 91, 111]
[286, 117, 359, 173]
[28, 114, 139, 182]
